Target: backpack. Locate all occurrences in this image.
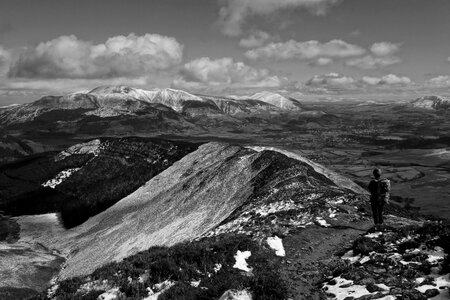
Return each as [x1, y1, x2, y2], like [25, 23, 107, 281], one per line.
[377, 178, 391, 204]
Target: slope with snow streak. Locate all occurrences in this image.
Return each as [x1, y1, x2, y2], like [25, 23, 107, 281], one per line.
[57, 142, 366, 279]
[250, 91, 302, 110]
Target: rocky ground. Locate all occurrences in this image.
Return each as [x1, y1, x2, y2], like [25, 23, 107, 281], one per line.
[26, 211, 450, 300]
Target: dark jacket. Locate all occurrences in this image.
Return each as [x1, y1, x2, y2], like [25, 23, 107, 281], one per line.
[368, 178, 390, 203]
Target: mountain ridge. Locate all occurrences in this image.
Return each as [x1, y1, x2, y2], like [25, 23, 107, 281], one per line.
[411, 95, 450, 110]
[0, 86, 303, 126]
[15, 141, 369, 279]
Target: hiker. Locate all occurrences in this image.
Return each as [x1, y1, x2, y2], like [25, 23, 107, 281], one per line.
[368, 168, 391, 226]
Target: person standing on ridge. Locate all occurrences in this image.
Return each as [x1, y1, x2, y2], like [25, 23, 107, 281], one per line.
[368, 168, 391, 227]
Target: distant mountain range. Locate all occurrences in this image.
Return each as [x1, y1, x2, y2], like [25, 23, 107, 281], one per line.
[0, 86, 303, 126]
[411, 95, 450, 110]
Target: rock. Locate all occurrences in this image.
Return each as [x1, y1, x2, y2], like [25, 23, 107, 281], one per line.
[219, 289, 253, 300]
[424, 288, 440, 298]
[395, 289, 427, 300]
[352, 237, 384, 255]
[366, 282, 383, 293]
[328, 279, 337, 285]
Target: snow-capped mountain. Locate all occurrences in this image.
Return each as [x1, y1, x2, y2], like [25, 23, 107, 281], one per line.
[88, 86, 204, 112]
[411, 95, 450, 110]
[0, 86, 305, 126]
[249, 91, 302, 110]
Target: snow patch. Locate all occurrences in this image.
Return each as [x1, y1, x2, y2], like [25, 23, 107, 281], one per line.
[266, 236, 286, 257]
[425, 246, 445, 264]
[213, 263, 222, 273]
[77, 279, 111, 294]
[415, 274, 450, 294]
[190, 280, 201, 287]
[97, 287, 121, 300]
[315, 217, 330, 227]
[144, 280, 175, 300]
[219, 289, 253, 300]
[341, 250, 361, 264]
[55, 139, 102, 161]
[359, 256, 370, 264]
[233, 250, 252, 272]
[323, 276, 372, 300]
[365, 232, 383, 238]
[42, 168, 80, 188]
[254, 199, 303, 217]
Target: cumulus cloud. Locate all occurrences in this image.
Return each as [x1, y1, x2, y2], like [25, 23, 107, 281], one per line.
[305, 73, 357, 89]
[218, 0, 342, 36]
[370, 42, 400, 56]
[9, 33, 183, 79]
[172, 57, 293, 92]
[346, 55, 401, 69]
[425, 75, 450, 88]
[304, 73, 413, 93]
[245, 39, 365, 61]
[345, 42, 401, 69]
[239, 31, 271, 48]
[361, 74, 413, 86]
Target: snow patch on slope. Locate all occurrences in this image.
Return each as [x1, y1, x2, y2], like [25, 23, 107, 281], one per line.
[233, 250, 252, 272]
[42, 168, 81, 188]
[267, 236, 285, 257]
[55, 139, 103, 161]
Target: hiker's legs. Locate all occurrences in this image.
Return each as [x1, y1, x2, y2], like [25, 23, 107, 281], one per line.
[378, 202, 385, 224]
[371, 201, 379, 224]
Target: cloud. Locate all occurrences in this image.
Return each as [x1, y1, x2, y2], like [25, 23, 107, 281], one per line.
[346, 55, 401, 69]
[218, 0, 342, 36]
[9, 33, 183, 79]
[2, 77, 150, 92]
[361, 74, 413, 86]
[425, 75, 450, 88]
[309, 57, 333, 66]
[245, 39, 365, 61]
[304, 73, 413, 93]
[370, 42, 400, 56]
[305, 73, 357, 89]
[239, 31, 271, 48]
[172, 57, 293, 92]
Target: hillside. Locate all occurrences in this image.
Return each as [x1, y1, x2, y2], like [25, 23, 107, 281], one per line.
[14, 141, 367, 281]
[0, 137, 199, 227]
[250, 91, 303, 110]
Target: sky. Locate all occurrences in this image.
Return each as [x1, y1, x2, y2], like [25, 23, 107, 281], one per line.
[0, 0, 450, 105]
